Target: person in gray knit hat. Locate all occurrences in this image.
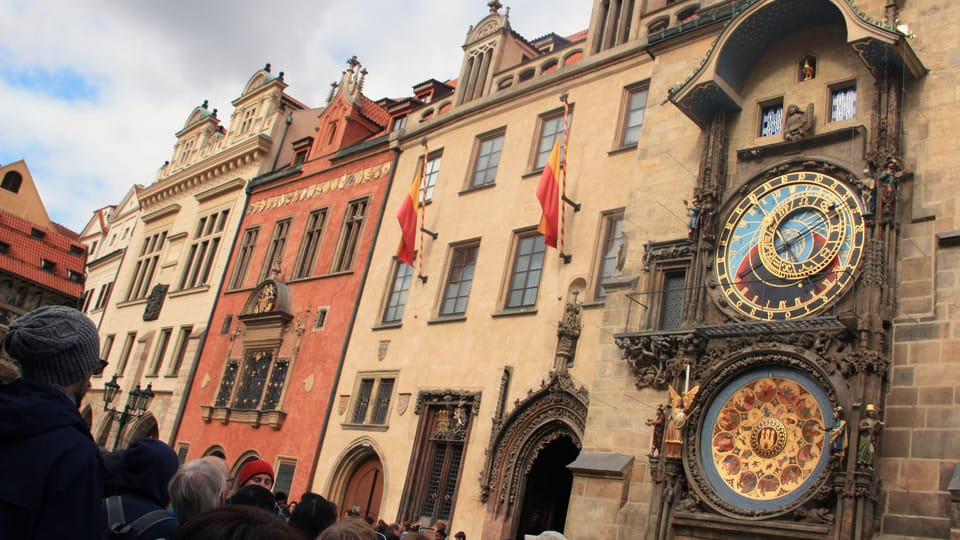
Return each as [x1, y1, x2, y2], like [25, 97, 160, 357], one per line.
[3, 304, 103, 402]
[0, 305, 105, 539]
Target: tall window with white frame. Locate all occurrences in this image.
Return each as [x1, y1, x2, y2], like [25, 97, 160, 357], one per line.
[382, 261, 414, 324]
[332, 198, 368, 273]
[420, 152, 443, 203]
[147, 328, 173, 376]
[179, 209, 230, 290]
[166, 325, 193, 377]
[274, 460, 297, 497]
[126, 231, 167, 300]
[439, 244, 479, 316]
[534, 109, 572, 170]
[505, 232, 546, 310]
[621, 84, 649, 147]
[116, 332, 137, 377]
[595, 211, 624, 299]
[349, 374, 396, 426]
[469, 130, 505, 189]
[260, 219, 291, 282]
[230, 227, 259, 289]
[97, 334, 115, 378]
[293, 208, 328, 279]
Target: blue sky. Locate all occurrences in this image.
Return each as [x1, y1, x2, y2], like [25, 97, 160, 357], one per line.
[0, 0, 588, 232]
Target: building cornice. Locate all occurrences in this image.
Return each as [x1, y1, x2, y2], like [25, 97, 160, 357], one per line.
[139, 135, 272, 209]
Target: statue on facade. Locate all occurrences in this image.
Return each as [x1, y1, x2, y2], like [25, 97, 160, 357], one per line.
[784, 103, 815, 141]
[664, 384, 700, 459]
[877, 157, 904, 218]
[684, 196, 701, 241]
[829, 405, 848, 463]
[857, 403, 883, 470]
[255, 283, 277, 313]
[646, 404, 666, 457]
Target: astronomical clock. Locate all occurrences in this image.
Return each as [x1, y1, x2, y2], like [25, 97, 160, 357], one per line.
[672, 167, 868, 520]
[714, 171, 866, 321]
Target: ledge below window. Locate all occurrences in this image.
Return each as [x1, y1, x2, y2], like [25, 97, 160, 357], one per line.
[200, 405, 287, 431]
[341, 422, 389, 432]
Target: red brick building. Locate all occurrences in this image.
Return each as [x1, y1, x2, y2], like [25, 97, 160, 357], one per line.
[0, 160, 87, 344]
[173, 59, 397, 499]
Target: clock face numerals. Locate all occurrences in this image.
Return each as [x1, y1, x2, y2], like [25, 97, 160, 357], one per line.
[715, 172, 865, 320]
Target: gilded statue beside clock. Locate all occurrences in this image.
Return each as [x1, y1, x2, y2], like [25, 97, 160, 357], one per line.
[715, 171, 865, 320]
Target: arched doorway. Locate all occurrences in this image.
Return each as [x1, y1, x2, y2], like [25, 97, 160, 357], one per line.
[479, 370, 589, 539]
[341, 455, 384, 522]
[515, 436, 579, 537]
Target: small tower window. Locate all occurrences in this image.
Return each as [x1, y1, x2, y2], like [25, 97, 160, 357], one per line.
[1, 171, 22, 193]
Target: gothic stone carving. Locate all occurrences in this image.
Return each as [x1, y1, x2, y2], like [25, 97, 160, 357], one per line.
[616, 332, 705, 391]
[479, 370, 588, 507]
[142, 284, 169, 321]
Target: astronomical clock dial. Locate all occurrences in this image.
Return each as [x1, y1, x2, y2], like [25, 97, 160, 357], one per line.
[699, 368, 833, 514]
[715, 171, 865, 320]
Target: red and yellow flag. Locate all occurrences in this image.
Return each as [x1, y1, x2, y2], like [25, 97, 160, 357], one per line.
[536, 137, 562, 248]
[396, 158, 423, 266]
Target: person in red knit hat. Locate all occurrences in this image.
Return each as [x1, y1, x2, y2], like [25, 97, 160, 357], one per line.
[237, 459, 275, 492]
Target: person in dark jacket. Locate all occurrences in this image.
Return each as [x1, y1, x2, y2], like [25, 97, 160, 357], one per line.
[99, 437, 180, 539]
[0, 305, 106, 540]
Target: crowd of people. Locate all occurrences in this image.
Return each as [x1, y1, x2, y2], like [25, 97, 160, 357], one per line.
[0, 306, 469, 540]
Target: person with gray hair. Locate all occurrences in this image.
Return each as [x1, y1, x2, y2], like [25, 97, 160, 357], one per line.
[169, 458, 229, 524]
[0, 305, 106, 539]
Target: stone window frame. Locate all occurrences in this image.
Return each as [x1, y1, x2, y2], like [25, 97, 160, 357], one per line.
[229, 226, 260, 290]
[331, 197, 370, 273]
[178, 208, 230, 290]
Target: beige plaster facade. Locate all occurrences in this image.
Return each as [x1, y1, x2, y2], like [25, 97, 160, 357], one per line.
[89, 66, 307, 450]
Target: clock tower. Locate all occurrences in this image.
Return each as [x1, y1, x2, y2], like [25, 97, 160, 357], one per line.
[611, 1, 926, 538]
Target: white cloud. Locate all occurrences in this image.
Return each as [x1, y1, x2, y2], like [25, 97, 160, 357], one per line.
[0, 0, 589, 231]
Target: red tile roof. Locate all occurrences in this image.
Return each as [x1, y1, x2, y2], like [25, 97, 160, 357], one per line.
[359, 94, 391, 129]
[0, 209, 86, 297]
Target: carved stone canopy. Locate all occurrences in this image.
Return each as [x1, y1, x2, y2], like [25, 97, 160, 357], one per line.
[479, 370, 589, 508]
[240, 279, 292, 319]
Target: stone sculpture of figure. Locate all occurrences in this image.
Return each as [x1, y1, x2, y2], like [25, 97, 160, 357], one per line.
[646, 404, 666, 457]
[255, 283, 277, 313]
[784, 103, 815, 141]
[877, 158, 904, 216]
[664, 384, 700, 459]
[857, 404, 883, 470]
[801, 58, 815, 81]
[684, 196, 701, 241]
[829, 406, 848, 462]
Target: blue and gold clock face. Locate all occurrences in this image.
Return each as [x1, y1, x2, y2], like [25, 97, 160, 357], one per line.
[715, 172, 865, 320]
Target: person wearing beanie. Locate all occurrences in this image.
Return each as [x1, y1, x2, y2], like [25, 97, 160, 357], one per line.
[98, 437, 180, 539]
[0, 305, 105, 540]
[288, 492, 338, 539]
[228, 484, 278, 512]
[236, 458, 275, 492]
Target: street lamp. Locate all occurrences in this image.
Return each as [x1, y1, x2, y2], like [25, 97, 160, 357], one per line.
[103, 375, 155, 450]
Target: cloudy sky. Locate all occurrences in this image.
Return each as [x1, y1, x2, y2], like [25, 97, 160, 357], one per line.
[0, 0, 589, 232]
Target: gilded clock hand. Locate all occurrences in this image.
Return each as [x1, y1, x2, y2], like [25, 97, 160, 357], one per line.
[773, 203, 836, 255]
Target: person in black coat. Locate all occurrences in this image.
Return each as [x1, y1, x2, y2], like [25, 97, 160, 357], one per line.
[0, 306, 106, 540]
[98, 437, 180, 539]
